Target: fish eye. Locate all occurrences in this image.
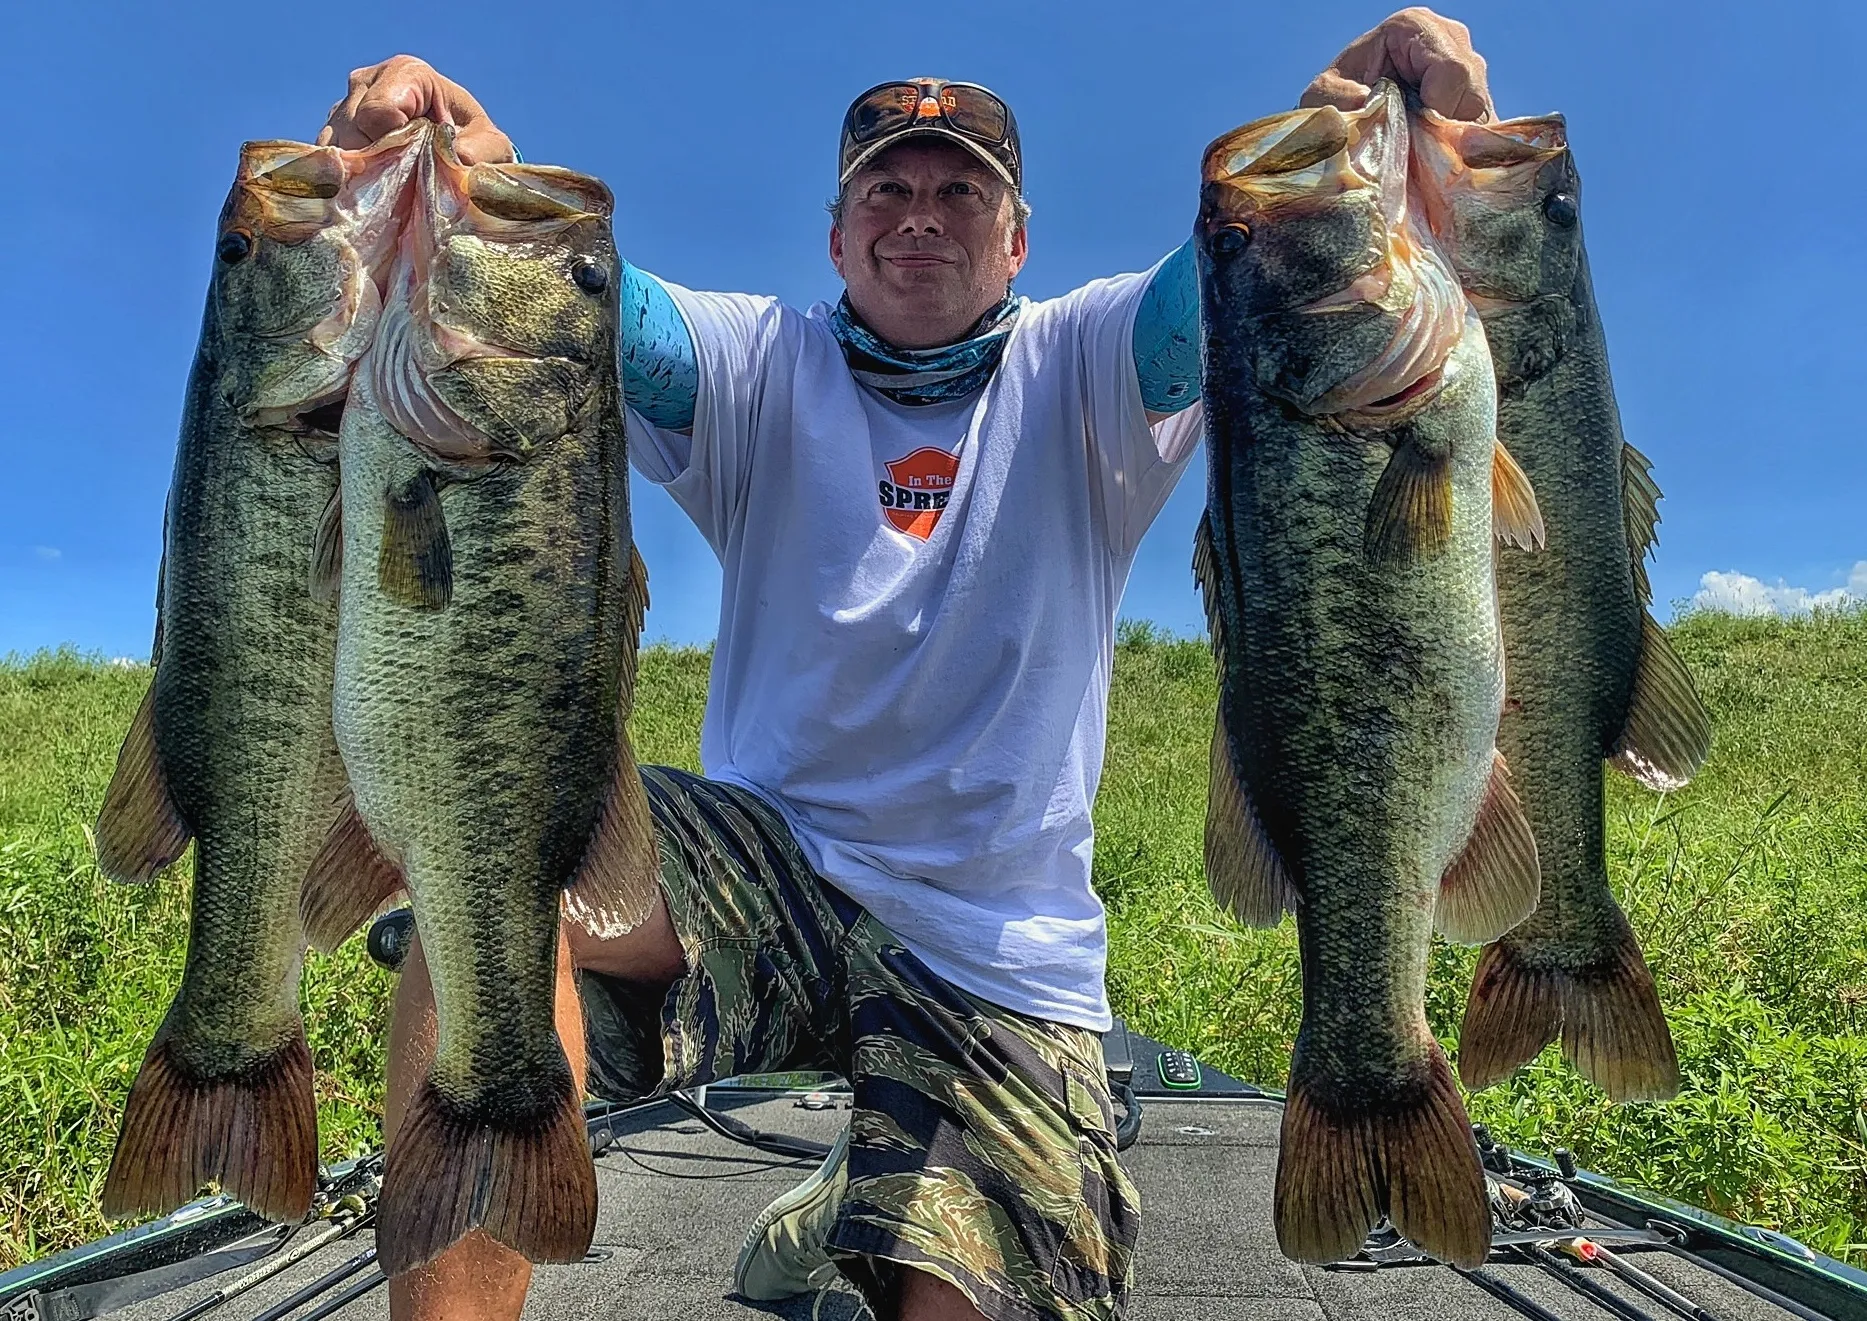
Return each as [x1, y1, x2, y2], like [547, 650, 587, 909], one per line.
[1208, 224, 1250, 258]
[571, 257, 609, 295]
[216, 231, 253, 264]
[1542, 192, 1578, 228]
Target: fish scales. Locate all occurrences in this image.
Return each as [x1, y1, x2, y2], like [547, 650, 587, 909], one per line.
[327, 130, 653, 1276]
[92, 127, 426, 1225]
[1197, 82, 1545, 1269]
[1410, 110, 1712, 1102]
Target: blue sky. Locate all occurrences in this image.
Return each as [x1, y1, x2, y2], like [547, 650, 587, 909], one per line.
[3, 0, 1861, 655]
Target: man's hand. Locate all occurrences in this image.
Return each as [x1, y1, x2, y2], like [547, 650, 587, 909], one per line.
[1302, 8, 1495, 122]
[317, 55, 514, 164]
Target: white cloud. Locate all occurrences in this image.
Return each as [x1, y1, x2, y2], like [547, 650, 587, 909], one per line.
[1691, 561, 1867, 617]
[31, 545, 60, 561]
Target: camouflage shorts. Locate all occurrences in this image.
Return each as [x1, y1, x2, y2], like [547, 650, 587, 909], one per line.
[578, 766, 1139, 1321]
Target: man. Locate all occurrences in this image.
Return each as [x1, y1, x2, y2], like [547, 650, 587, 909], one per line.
[321, 12, 1497, 1319]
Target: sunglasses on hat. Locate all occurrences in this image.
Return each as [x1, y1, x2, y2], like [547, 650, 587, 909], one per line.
[839, 78, 1021, 191]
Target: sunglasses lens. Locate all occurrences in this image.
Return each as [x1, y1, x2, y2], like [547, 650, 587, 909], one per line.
[942, 87, 1008, 144]
[848, 84, 921, 144]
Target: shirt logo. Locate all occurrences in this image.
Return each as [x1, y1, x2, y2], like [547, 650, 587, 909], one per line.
[879, 447, 959, 541]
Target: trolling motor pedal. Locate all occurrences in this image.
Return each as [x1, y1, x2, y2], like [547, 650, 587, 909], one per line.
[367, 908, 416, 972]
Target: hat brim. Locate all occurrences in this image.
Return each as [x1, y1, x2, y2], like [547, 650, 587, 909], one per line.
[839, 125, 1017, 192]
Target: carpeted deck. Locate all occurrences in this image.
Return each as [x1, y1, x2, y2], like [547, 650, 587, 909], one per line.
[105, 1066, 1807, 1321]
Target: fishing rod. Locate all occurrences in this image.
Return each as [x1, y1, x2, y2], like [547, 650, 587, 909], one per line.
[1515, 1243, 1667, 1321]
[1558, 1238, 1720, 1321]
[164, 1199, 369, 1321]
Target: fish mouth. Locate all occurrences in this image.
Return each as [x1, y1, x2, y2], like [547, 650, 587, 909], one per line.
[363, 127, 607, 465]
[1201, 83, 1470, 419]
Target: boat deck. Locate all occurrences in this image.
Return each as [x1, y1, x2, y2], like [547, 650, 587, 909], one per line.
[109, 1081, 1809, 1321]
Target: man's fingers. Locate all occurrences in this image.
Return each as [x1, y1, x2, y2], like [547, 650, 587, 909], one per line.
[1416, 55, 1494, 121]
[1305, 8, 1494, 121]
[453, 124, 517, 167]
[1299, 70, 1374, 112]
[349, 88, 417, 143]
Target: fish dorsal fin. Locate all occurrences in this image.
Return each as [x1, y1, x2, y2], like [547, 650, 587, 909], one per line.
[1611, 613, 1712, 791]
[93, 684, 192, 884]
[1365, 440, 1452, 566]
[1436, 751, 1541, 944]
[1491, 442, 1546, 550]
[1205, 713, 1297, 927]
[300, 788, 405, 952]
[1193, 512, 1228, 661]
[1620, 442, 1663, 604]
[378, 470, 453, 610]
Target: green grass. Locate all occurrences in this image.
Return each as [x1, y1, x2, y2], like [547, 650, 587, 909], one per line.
[1, 613, 1863, 1268]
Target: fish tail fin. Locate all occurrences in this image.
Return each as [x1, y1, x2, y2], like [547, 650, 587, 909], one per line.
[376, 1074, 597, 1276]
[1459, 925, 1679, 1101]
[94, 685, 192, 883]
[101, 1025, 317, 1224]
[1457, 941, 1562, 1091]
[1435, 751, 1540, 944]
[1276, 1045, 1489, 1269]
[300, 790, 404, 952]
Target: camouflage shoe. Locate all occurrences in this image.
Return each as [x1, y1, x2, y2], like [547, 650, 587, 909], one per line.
[733, 1124, 851, 1300]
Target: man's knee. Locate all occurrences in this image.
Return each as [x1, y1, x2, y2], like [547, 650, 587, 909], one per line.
[897, 1267, 988, 1321]
[564, 889, 686, 984]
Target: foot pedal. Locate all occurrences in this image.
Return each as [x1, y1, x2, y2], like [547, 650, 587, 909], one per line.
[367, 908, 415, 972]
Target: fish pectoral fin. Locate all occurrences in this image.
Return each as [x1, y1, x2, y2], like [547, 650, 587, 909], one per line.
[300, 790, 405, 953]
[1620, 441, 1663, 604]
[375, 1073, 595, 1276]
[1491, 441, 1547, 551]
[1192, 512, 1228, 660]
[378, 470, 453, 610]
[1276, 1044, 1489, 1270]
[1460, 919, 1680, 1101]
[1610, 612, 1712, 791]
[310, 487, 343, 604]
[93, 684, 192, 884]
[616, 544, 650, 716]
[1363, 441, 1452, 566]
[1435, 751, 1540, 944]
[564, 731, 660, 940]
[101, 1024, 318, 1225]
[1205, 713, 1295, 926]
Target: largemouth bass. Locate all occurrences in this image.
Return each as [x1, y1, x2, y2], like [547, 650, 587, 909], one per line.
[1410, 110, 1713, 1101]
[322, 127, 655, 1275]
[1195, 82, 1545, 1268]
[92, 126, 425, 1223]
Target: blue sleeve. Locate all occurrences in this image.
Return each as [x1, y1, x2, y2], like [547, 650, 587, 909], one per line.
[621, 262, 699, 431]
[1132, 238, 1200, 414]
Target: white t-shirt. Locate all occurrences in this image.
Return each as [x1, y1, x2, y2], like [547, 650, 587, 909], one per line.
[627, 258, 1203, 1031]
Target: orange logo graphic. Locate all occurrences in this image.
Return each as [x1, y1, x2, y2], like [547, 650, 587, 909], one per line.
[880, 447, 960, 541]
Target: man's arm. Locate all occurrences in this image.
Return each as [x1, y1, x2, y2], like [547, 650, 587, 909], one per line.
[621, 264, 698, 432]
[1133, 239, 1200, 424]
